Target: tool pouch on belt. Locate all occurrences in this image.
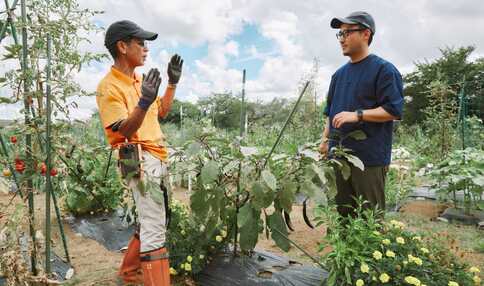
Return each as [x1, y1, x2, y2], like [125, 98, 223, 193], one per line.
[118, 142, 143, 180]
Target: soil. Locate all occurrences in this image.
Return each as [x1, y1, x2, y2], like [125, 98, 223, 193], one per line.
[0, 188, 482, 285]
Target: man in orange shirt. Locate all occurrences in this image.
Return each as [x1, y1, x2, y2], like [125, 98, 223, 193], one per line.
[96, 20, 183, 286]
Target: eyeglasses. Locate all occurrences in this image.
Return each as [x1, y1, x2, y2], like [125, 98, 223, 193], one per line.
[132, 39, 147, 48]
[336, 28, 366, 40]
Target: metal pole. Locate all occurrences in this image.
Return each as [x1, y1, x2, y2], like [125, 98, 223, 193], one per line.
[20, 0, 37, 275]
[234, 69, 246, 257]
[45, 4, 53, 273]
[263, 81, 310, 169]
[51, 182, 70, 263]
[239, 69, 246, 136]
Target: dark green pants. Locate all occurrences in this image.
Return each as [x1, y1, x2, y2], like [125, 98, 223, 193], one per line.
[334, 164, 388, 218]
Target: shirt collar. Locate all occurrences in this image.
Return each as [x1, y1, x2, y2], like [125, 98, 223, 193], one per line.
[110, 66, 141, 85]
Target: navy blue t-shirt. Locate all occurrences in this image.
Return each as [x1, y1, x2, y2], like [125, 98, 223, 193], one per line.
[323, 54, 404, 167]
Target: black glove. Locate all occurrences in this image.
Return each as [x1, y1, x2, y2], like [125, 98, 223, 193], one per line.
[167, 54, 183, 84]
[138, 68, 162, 111]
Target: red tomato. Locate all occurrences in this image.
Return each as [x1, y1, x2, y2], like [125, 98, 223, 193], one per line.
[10, 136, 17, 144]
[50, 168, 57, 177]
[40, 163, 47, 175]
[15, 161, 25, 173]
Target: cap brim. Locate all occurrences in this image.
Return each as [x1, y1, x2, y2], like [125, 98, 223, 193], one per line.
[330, 17, 359, 28]
[133, 30, 158, 41]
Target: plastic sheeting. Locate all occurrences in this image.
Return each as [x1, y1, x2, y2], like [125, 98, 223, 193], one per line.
[66, 210, 135, 251]
[196, 249, 328, 286]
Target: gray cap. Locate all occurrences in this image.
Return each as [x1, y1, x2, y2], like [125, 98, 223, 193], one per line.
[330, 11, 375, 34]
[104, 20, 158, 48]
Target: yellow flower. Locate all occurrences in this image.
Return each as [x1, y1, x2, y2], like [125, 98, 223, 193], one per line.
[181, 230, 186, 235]
[389, 220, 405, 229]
[185, 263, 192, 272]
[221, 230, 228, 238]
[473, 276, 481, 284]
[470, 266, 480, 273]
[382, 239, 391, 245]
[404, 276, 421, 286]
[408, 254, 423, 266]
[379, 273, 390, 283]
[360, 263, 370, 273]
[180, 263, 185, 269]
[187, 255, 193, 262]
[448, 281, 459, 286]
[169, 267, 178, 275]
[373, 250, 383, 260]
[199, 254, 205, 259]
[420, 248, 429, 254]
[386, 250, 396, 258]
[396, 237, 405, 244]
[216, 235, 223, 242]
[412, 236, 422, 241]
[356, 279, 364, 286]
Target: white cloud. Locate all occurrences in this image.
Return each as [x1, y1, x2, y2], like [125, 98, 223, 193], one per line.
[2, 0, 484, 120]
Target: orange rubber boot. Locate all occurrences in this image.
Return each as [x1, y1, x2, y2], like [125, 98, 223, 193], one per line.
[118, 233, 143, 284]
[140, 247, 171, 286]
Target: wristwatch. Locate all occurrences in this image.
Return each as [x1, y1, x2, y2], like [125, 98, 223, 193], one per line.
[356, 109, 364, 122]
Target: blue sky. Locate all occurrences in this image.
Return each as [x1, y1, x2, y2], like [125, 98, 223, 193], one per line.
[1, 0, 484, 120]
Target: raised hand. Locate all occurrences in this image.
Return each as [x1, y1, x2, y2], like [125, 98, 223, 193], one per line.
[167, 54, 183, 84]
[139, 68, 162, 111]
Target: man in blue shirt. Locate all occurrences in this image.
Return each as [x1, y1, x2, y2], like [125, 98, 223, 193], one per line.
[319, 11, 404, 219]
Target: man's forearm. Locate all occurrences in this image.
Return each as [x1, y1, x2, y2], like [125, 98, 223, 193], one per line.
[362, 107, 398, 122]
[118, 107, 147, 139]
[158, 86, 176, 118]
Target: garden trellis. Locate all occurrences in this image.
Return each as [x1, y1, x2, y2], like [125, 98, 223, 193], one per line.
[0, 0, 70, 277]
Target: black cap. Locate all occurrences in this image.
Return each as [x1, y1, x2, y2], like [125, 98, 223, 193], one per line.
[104, 20, 158, 48]
[330, 11, 375, 34]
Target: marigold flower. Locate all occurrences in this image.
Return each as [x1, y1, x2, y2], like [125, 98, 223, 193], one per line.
[469, 266, 480, 273]
[185, 263, 192, 272]
[379, 273, 390, 283]
[386, 250, 396, 258]
[396, 237, 405, 244]
[404, 276, 421, 286]
[356, 279, 364, 286]
[420, 248, 429, 254]
[216, 235, 223, 242]
[360, 263, 369, 273]
[169, 267, 178, 275]
[187, 255, 193, 262]
[448, 281, 459, 286]
[221, 230, 228, 238]
[373, 251, 383, 260]
[382, 239, 391, 245]
[473, 276, 481, 284]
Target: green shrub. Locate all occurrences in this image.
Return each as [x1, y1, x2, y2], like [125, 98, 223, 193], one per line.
[316, 203, 480, 286]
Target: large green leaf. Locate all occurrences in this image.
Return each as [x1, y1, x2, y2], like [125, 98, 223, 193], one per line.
[262, 169, 277, 191]
[268, 212, 290, 252]
[201, 160, 219, 185]
[300, 180, 319, 198]
[190, 189, 209, 219]
[186, 142, 202, 157]
[344, 154, 364, 171]
[237, 204, 253, 227]
[251, 181, 274, 209]
[278, 181, 296, 213]
[340, 160, 351, 180]
[239, 216, 259, 250]
[347, 130, 367, 140]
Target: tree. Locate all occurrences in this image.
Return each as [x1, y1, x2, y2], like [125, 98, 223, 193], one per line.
[403, 46, 484, 125]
